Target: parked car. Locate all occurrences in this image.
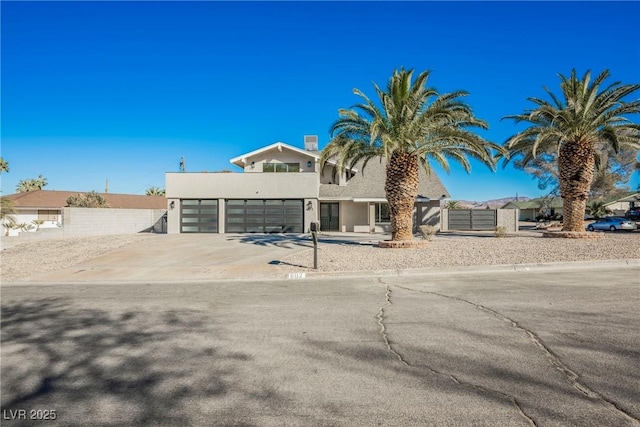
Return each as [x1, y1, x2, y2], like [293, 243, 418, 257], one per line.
[586, 217, 637, 232]
[625, 208, 640, 221]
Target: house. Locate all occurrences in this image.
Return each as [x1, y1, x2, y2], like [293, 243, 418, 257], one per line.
[165, 136, 450, 234]
[603, 192, 640, 215]
[1, 190, 166, 236]
[501, 197, 564, 221]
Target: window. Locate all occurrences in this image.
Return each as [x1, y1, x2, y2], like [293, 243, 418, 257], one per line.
[38, 210, 58, 221]
[263, 163, 300, 173]
[375, 203, 390, 222]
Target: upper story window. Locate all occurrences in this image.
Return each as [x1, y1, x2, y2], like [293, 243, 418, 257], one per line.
[263, 163, 300, 173]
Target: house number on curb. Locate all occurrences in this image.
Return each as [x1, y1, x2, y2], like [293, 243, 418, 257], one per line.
[288, 273, 306, 279]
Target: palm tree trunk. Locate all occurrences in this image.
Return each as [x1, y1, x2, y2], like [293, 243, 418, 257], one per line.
[385, 153, 419, 241]
[558, 141, 595, 232]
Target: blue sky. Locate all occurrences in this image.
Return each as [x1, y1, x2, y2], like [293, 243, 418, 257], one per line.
[2, 1, 639, 201]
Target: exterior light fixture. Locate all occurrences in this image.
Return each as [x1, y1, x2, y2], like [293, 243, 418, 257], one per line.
[169, 201, 175, 210]
[306, 201, 313, 211]
[307, 161, 312, 168]
[251, 161, 255, 169]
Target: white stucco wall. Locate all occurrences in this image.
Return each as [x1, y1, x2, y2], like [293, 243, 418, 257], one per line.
[339, 201, 369, 232]
[166, 172, 319, 199]
[2, 209, 62, 236]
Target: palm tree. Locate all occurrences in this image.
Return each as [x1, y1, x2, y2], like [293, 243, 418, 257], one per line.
[321, 68, 501, 242]
[1, 197, 16, 221]
[586, 201, 612, 219]
[145, 186, 166, 196]
[0, 157, 8, 174]
[16, 175, 47, 192]
[502, 69, 640, 232]
[3, 217, 17, 236]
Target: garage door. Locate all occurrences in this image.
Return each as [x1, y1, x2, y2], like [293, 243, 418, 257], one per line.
[226, 199, 303, 233]
[180, 199, 218, 233]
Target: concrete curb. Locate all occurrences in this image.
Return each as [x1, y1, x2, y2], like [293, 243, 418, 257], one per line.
[2, 258, 638, 287]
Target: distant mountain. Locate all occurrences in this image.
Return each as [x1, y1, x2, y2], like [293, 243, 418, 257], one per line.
[454, 196, 531, 209]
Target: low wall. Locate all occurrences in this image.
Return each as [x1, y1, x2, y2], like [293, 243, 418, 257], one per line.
[4, 208, 166, 243]
[497, 209, 519, 233]
[62, 208, 166, 237]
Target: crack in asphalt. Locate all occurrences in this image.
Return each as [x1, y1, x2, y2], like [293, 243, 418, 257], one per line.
[376, 280, 537, 427]
[392, 283, 640, 427]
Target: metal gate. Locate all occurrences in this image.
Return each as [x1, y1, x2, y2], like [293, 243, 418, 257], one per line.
[448, 209, 497, 231]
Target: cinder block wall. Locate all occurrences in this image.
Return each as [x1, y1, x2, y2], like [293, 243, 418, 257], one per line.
[62, 208, 166, 237]
[497, 209, 519, 233]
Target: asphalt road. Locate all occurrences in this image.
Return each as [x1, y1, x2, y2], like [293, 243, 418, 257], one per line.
[1, 267, 639, 426]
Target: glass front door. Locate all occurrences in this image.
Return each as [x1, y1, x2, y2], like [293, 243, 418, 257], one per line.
[320, 203, 339, 231]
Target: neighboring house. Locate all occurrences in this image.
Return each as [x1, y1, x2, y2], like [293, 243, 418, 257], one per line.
[1, 190, 166, 236]
[502, 197, 564, 221]
[165, 136, 450, 234]
[603, 192, 640, 215]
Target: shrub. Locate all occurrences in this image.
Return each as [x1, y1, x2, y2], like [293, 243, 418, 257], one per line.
[418, 225, 436, 241]
[494, 226, 507, 238]
[66, 191, 109, 208]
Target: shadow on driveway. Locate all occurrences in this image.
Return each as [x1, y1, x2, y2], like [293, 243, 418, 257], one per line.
[227, 233, 376, 248]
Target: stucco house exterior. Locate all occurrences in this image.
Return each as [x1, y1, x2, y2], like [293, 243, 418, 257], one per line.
[165, 136, 450, 234]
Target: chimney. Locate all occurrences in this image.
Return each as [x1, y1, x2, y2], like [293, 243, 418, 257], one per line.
[304, 135, 318, 151]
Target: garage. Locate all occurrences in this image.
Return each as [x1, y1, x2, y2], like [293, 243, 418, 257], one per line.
[226, 199, 303, 233]
[180, 199, 218, 233]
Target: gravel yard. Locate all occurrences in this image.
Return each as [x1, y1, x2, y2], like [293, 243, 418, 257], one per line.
[1, 231, 638, 282]
[275, 231, 640, 273]
[1, 234, 158, 281]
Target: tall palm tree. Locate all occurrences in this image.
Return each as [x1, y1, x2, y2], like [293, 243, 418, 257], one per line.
[321, 68, 501, 241]
[502, 69, 640, 232]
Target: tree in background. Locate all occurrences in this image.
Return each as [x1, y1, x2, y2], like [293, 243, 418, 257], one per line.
[514, 146, 638, 200]
[0, 157, 9, 174]
[66, 191, 109, 208]
[16, 175, 47, 192]
[321, 68, 500, 242]
[145, 186, 166, 196]
[586, 201, 612, 219]
[502, 69, 640, 232]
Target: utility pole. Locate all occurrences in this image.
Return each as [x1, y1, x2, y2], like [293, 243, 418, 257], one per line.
[105, 179, 109, 193]
[179, 156, 186, 173]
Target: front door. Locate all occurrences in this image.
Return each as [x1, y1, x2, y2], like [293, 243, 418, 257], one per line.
[320, 203, 339, 231]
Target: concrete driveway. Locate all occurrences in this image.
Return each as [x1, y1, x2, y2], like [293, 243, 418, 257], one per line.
[17, 233, 331, 283]
[2, 267, 639, 426]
